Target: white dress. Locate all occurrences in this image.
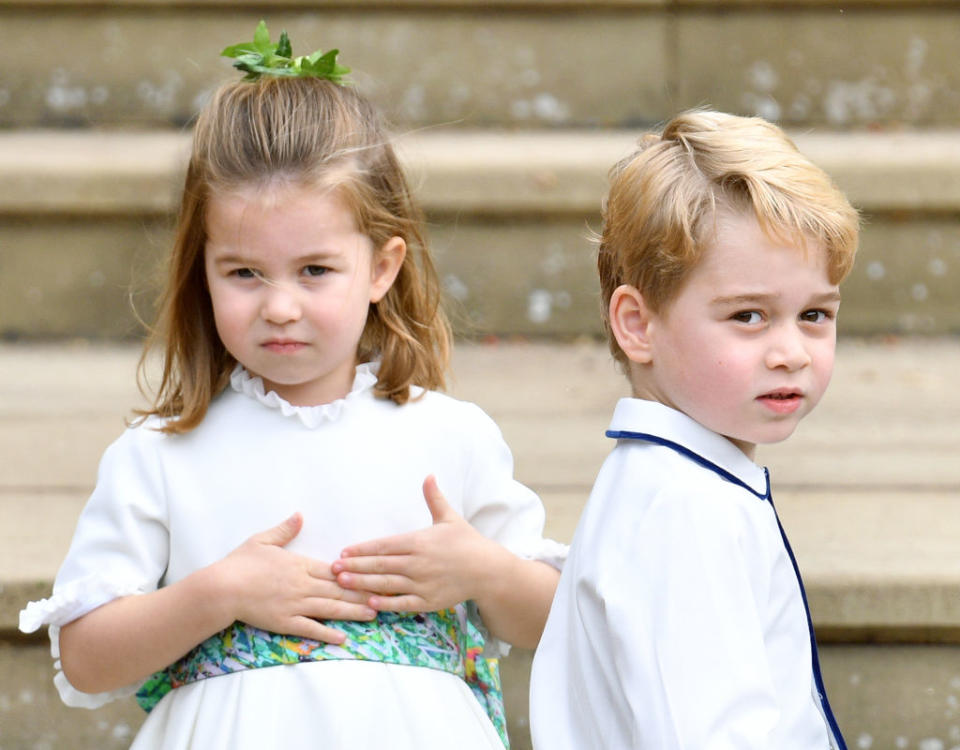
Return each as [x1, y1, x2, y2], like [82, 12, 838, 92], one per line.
[21, 364, 565, 750]
[530, 398, 843, 749]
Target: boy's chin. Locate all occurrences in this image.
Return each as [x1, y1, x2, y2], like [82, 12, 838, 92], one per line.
[724, 423, 803, 457]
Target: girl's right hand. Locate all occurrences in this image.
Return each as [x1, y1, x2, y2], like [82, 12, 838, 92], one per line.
[215, 512, 378, 644]
[59, 512, 377, 695]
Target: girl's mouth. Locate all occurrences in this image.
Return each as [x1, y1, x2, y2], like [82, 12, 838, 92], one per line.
[263, 340, 306, 354]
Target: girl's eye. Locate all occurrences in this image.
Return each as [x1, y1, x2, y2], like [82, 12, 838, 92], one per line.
[801, 309, 832, 323]
[732, 311, 763, 324]
[303, 265, 328, 277]
[233, 268, 256, 279]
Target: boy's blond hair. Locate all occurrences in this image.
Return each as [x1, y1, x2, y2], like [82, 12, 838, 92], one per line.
[598, 110, 859, 366]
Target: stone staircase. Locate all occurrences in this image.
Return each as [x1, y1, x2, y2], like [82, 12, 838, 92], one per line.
[2, 1, 960, 749]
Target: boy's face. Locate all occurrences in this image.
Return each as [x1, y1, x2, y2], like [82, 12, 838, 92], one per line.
[640, 210, 840, 458]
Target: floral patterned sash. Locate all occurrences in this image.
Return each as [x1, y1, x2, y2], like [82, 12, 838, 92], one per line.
[136, 608, 509, 748]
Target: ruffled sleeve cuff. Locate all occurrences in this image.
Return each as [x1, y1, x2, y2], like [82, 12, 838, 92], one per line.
[517, 537, 569, 572]
[19, 575, 148, 709]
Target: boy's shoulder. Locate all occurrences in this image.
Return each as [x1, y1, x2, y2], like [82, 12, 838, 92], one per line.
[604, 398, 768, 497]
[596, 443, 766, 540]
[587, 397, 774, 535]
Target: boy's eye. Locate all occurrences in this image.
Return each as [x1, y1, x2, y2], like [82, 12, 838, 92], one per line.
[732, 311, 762, 324]
[303, 265, 328, 277]
[800, 309, 832, 323]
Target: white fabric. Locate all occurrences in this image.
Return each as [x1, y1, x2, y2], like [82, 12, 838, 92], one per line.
[21, 363, 564, 749]
[530, 398, 837, 750]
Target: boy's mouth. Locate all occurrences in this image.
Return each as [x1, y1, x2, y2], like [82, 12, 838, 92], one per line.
[757, 389, 804, 414]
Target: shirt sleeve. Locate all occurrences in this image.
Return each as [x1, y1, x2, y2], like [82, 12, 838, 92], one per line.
[454, 402, 568, 655]
[18, 425, 170, 708]
[458, 402, 567, 570]
[598, 484, 782, 748]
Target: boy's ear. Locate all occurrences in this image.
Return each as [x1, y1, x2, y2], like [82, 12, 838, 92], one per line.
[369, 236, 407, 303]
[609, 284, 655, 364]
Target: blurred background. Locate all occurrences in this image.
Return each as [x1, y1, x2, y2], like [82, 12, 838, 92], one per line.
[1, 2, 959, 749]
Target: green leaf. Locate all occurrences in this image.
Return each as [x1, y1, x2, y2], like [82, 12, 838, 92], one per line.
[299, 49, 350, 82]
[220, 41, 258, 59]
[220, 21, 351, 85]
[252, 20, 272, 54]
[276, 31, 292, 59]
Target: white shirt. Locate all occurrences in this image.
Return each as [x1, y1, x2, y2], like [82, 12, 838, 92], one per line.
[21, 364, 566, 750]
[530, 398, 842, 750]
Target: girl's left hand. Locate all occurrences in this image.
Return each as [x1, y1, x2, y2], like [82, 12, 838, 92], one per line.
[332, 475, 507, 612]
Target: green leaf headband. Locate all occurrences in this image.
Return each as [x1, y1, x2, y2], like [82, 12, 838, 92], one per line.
[221, 21, 351, 84]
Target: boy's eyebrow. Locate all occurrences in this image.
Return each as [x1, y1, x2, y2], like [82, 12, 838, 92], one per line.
[710, 291, 842, 306]
[809, 290, 843, 305]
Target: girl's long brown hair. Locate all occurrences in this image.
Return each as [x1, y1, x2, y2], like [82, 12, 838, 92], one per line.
[137, 77, 451, 433]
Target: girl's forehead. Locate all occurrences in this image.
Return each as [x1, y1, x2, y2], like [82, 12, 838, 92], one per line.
[207, 182, 360, 230]
[212, 178, 338, 209]
[203, 180, 374, 263]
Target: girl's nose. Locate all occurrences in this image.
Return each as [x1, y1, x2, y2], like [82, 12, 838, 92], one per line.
[260, 282, 302, 325]
[765, 326, 812, 371]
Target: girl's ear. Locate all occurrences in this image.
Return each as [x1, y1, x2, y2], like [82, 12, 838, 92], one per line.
[609, 284, 655, 364]
[369, 236, 407, 303]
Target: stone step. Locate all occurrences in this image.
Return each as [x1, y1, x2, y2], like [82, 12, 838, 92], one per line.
[7, 639, 960, 750]
[3, 339, 960, 630]
[1, 129, 959, 339]
[2, 338, 960, 749]
[2, 0, 959, 130]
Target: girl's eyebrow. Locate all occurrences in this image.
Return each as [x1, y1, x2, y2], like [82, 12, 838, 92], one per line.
[208, 251, 251, 266]
[208, 249, 340, 265]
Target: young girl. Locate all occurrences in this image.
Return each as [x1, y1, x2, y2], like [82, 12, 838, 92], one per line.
[20, 25, 563, 750]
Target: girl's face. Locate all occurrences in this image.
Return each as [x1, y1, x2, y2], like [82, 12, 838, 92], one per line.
[204, 183, 404, 406]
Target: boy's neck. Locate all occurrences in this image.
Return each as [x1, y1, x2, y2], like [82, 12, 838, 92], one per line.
[627, 369, 758, 461]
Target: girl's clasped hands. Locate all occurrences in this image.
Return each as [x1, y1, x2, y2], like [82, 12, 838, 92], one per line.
[227, 473, 548, 650]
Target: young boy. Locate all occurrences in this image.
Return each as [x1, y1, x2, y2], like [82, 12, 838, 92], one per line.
[529, 110, 859, 749]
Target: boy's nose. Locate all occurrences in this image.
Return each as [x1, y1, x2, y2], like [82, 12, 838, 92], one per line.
[765, 326, 812, 371]
[260, 282, 302, 324]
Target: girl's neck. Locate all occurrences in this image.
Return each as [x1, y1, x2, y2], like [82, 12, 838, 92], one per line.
[251, 358, 361, 407]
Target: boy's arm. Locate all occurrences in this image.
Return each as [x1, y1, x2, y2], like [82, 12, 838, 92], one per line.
[604, 488, 783, 747]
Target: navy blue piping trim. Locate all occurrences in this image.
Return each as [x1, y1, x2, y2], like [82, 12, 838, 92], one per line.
[605, 430, 770, 500]
[607, 429, 847, 749]
[768, 494, 848, 750]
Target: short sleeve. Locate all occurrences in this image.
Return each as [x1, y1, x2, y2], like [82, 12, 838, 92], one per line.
[18, 426, 170, 708]
[455, 404, 567, 655]
[458, 403, 567, 570]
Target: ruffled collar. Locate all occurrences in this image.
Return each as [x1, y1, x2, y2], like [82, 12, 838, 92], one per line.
[229, 362, 379, 428]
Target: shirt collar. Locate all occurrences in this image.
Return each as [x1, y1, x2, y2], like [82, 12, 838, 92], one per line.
[606, 398, 770, 499]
